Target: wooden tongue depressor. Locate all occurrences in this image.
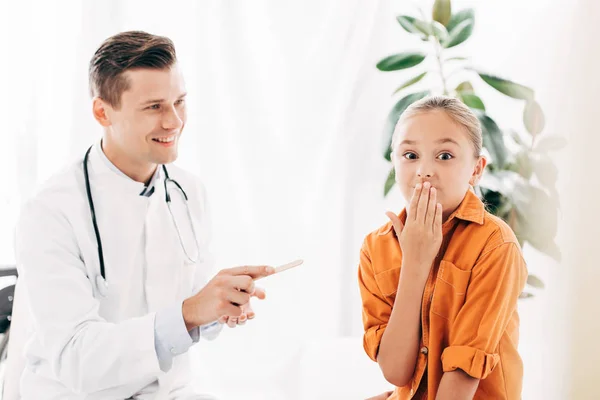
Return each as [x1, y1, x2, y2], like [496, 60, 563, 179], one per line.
[256, 259, 304, 280]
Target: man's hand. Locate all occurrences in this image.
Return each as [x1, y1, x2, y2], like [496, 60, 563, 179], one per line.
[182, 265, 274, 330]
[219, 286, 266, 328]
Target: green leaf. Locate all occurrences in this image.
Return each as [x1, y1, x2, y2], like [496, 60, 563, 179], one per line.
[514, 186, 559, 253]
[455, 81, 474, 93]
[528, 238, 562, 262]
[535, 135, 567, 152]
[396, 16, 429, 39]
[527, 274, 545, 289]
[433, 0, 452, 26]
[519, 292, 534, 299]
[460, 93, 485, 110]
[384, 168, 396, 196]
[393, 72, 427, 94]
[446, 56, 469, 62]
[509, 150, 534, 180]
[443, 18, 474, 48]
[523, 100, 546, 136]
[509, 129, 528, 147]
[477, 72, 534, 100]
[377, 52, 427, 72]
[431, 21, 449, 42]
[533, 154, 558, 189]
[446, 8, 474, 33]
[476, 112, 507, 168]
[383, 91, 430, 161]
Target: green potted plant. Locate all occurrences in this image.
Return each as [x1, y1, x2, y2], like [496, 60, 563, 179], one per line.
[377, 0, 565, 296]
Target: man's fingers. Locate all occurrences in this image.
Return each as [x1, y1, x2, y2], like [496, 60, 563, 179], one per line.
[244, 303, 256, 320]
[385, 211, 404, 239]
[227, 317, 237, 328]
[227, 289, 250, 306]
[222, 265, 275, 279]
[228, 275, 255, 294]
[252, 287, 266, 300]
[218, 315, 228, 324]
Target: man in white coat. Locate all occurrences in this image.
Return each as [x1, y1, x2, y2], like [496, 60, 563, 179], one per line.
[9, 31, 274, 399]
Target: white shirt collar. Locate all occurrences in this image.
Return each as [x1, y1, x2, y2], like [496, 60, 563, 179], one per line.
[96, 139, 161, 197]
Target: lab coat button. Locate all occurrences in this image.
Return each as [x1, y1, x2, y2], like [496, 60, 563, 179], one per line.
[170, 347, 177, 354]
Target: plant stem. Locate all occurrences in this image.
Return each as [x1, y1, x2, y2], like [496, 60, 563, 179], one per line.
[432, 37, 448, 95]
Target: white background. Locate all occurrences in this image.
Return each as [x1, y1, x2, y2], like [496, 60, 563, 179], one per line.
[0, 1, 580, 399]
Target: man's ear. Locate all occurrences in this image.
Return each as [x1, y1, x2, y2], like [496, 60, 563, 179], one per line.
[92, 97, 112, 127]
[469, 156, 488, 186]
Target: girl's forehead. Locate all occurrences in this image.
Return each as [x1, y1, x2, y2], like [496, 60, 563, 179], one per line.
[397, 111, 470, 145]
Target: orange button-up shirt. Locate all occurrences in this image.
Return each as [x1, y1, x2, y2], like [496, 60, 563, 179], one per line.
[359, 190, 527, 399]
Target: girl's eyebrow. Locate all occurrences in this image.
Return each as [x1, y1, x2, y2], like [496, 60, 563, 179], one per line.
[399, 137, 460, 146]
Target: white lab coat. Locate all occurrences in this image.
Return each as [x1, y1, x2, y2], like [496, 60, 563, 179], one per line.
[8, 143, 217, 399]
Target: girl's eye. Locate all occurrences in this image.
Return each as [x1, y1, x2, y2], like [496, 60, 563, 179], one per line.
[147, 104, 160, 110]
[438, 152, 453, 161]
[175, 99, 185, 106]
[403, 152, 417, 160]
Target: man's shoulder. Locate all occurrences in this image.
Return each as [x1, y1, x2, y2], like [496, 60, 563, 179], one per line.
[22, 159, 84, 218]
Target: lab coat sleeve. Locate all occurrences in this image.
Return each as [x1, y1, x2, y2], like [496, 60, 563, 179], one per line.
[154, 302, 222, 373]
[15, 198, 162, 394]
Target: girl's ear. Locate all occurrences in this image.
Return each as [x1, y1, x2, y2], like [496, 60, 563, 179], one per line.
[469, 156, 488, 186]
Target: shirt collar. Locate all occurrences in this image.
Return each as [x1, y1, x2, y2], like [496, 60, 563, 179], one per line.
[96, 139, 160, 197]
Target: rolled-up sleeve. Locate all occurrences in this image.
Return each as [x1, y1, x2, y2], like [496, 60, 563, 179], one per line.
[358, 242, 391, 362]
[441, 241, 527, 379]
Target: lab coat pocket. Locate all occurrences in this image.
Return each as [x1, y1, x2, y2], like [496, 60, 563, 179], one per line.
[431, 260, 471, 321]
[374, 268, 401, 300]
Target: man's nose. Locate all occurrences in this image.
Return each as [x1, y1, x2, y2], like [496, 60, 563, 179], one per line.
[162, 106, 184, 131]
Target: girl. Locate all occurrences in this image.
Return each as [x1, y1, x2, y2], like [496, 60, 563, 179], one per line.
[359, 96, 527, 399]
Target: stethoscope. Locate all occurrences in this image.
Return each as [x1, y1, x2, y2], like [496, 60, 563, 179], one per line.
[83, 145, 200, 296]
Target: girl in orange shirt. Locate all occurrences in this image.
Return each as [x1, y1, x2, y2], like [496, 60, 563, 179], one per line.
[360, 96, 527, 399]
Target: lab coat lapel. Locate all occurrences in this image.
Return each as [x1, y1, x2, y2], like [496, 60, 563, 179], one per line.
[87, 146, 151, 292]
[145, 173, 184, 311]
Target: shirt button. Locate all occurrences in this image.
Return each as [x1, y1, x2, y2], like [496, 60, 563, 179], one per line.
[420, 346, 428, 355]
[170, 347, 177, 354]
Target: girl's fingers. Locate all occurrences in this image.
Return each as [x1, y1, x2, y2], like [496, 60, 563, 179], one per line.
[416, 182, 431, 222]
[433, 203, 443, 235]
[407, 183, 423, 220]
[385, 211, 405, 240]
[425, 187, 436, 225]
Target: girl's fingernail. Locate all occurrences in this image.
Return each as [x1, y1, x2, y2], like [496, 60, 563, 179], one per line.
[416, 183, 421, 189]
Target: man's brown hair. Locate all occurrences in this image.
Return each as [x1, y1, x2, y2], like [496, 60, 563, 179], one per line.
[89, 31, 177, 109]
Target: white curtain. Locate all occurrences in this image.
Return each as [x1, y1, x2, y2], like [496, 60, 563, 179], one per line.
[0, 0, 582, 399]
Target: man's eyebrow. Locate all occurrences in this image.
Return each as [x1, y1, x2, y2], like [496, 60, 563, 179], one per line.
[140, 93, 187, 105]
